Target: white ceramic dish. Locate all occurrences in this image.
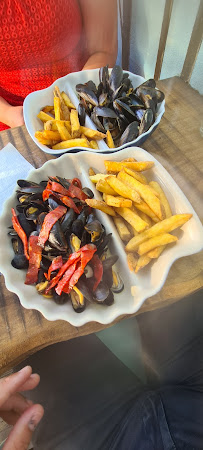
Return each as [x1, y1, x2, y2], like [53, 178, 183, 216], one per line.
[23, 69, 165, 156]
[0, 147, 202, 326]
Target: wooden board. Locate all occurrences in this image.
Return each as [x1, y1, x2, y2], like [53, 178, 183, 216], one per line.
[0, 76, 203, 375]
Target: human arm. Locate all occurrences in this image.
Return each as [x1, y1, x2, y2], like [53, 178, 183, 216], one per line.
[0, 97, 24, 128]
[0, 366, 44, 449]
[79, 0, 118, 70]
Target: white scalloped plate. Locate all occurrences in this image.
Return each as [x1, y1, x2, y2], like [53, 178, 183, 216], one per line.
[0, 147, 202, 326]
[23, 69, 165, 155]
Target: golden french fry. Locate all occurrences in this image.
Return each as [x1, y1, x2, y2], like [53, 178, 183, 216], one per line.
[106, 130, 115, 148]
[125, 214, 192, 252]
[42, 130, 61, 141]
[147, 245, 165, 258]
[80, 127, 106, 140]
[85, 199, 116, 216]
[52, 138, 89, 149]
[70, 109, 80, 138]
[89, 167, 96, 176]
[42, 105, 54, 113]
[134, 200, 160, 222]
[35, 132, 56, 146]
[116, 207, 149, 233]
[106, 176, 141, 204]
[127, 253, 138, 272]
[55, 121, 71, 141]
[81, 133, 90, 148]
[44, 120, 52, 131]
[96, 179, 117, 195]
[54, 96, 61, 121]
[89, 140, 99, 150]
[138, 233, 178, 256]
[49, 120, 71, 132]
[118, 171, 163, 220]
[135, 209, 152, 227]
[104, 160, 154, 173]
[149, 181, 172, 218]
[54, 86, 70, 121]
[123, 167, 148, 184]
[61, 91, 76, 109]
[37, 111, 54, 122]
[113, 217, 132, 242]
[104, 195, 132, 208]
[121, 158, 137, 162]
[89, 173, 116, 184]
[135, 255, 151, 272]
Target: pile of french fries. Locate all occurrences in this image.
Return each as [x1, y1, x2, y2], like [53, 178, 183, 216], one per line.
[86, 158, 192, 273]
[35, 86, 107, 150]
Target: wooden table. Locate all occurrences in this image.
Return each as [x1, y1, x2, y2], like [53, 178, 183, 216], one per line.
[0, 76, 203, 375]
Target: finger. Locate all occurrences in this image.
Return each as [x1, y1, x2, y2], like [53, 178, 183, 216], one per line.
[1, 392, 33, 414]
[0, 366, 32, 407]
[3, 404, 44, 450]
[19, 373, 40, 392]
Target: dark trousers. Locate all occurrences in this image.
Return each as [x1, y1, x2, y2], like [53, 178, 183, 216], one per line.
[18, 290, 203, 449]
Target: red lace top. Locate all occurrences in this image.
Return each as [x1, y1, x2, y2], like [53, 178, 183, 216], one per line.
[0, 0, 88, 130]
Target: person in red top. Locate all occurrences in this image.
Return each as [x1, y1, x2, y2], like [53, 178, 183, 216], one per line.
[0, 0, 118, 131]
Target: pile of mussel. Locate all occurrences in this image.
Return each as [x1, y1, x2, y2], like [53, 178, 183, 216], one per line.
[9, 177, 123, 313]
[76, 65, 165, 147]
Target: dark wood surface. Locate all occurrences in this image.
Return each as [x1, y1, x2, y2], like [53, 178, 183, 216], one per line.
[0, 76, 203, 375]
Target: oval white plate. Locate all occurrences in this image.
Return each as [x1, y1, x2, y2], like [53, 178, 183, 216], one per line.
[0, 147, 202, 326]
[23, 69, 165, 156]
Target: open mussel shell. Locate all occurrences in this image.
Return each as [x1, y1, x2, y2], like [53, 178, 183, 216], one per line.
[82, 187, 94, 199]
[11, 236, 24, 255]
[48, 222, 67, 251]
[99, 64, 109, 91]
[85, 219, 104, 242]
[69, 233, 81, 252]
[138, 109, 154, 135]
[119, 121, 139, 146]
[18, 213, 35, 236]
[70, 288, 86, 313]
[78, 102, 86, 126]
[112, 271, 124, 293]
[94, 106, 117, 119]
[103, 290, 114, 306]
[109, 65, 123, 94]
[24, 203, 45, 221]
[76, 84, 98, 106]
[17, 180, 44, 195]
[93, 281, 109, 304]
[61, 209, 76, 234]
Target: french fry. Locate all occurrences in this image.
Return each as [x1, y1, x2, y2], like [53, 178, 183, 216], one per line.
[125, 214, 192, 252]
[44, 120, 53, 131]
[85, 199, 116, 216]
[89, 167, 96, 176]
[37, 111, 54, 122]
[35, 130, 61, 141]
[35, 132, 57, 146]
[104, 160, 154, 173]
[52, 138, 89, 150]
[147, 245, 165, 258]
[127, 253, 138, 272]
[104, 194, 132, 208]
[42, 105, 54, 113]
[80, 127, 106, 140]
[123, 167, 148, 184]
[116, 207, 149, 233]
[113, 217, 132, 242]
[54, 86, 70, 120]
[61, 91, 76, 109]
[118, 171, 163, 220]
[81, 133, 90, 148]
[106, 176, 141, 204]
[135, 209, 152, 227]
[121, 158, 137, 162]
[149, 181, 172, 218]
[134, 200, 160, 222]
[106, 130, 115, 148]
[89, 140, 99, 150]
[54, 96, 61, 121]
[89, 173, 116, 184]
[137, 233, 178, 256]
[70, 109, 80, 138]
[96, 179, 117, 195]
[55, 121, 71, 141]
[135, 255, 151, 272]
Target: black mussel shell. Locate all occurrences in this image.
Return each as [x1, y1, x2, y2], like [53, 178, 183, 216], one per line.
[61, 209, 76, 234]
[48, 197, 60, 210]
[141, 79, 156, 88]
[38, 268, 46, 284]
[82, 187, 94, 199]
[78, 102, 86, 126]
[11, 254, 28, 270]
[85, 219, 103, 242]
[72, 219, 84, 238]
[109, 65, 123, 93]
[55, 176, 71, 190]
[94, 106, 117, 119]
[85, 80, 97, 94]
[138, 108, 154, 135]
[53, 291, 70, 305]
[102, 255, 118, 271]
[76, 277, 94, 303]
[24, 203, 44, 221]
[17, 213, 35, 236]
[96, 233, 112, 257]
[70, 289, 86, 312]
[48, 222, 67, 251]
[69, 233, 81, 252]
[93, 281, 109, 303]
[76, 84, 98, 106]
[119, 121, 139, 146]
[104, 290, 114, 306]
[11, 236, 24, 255]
